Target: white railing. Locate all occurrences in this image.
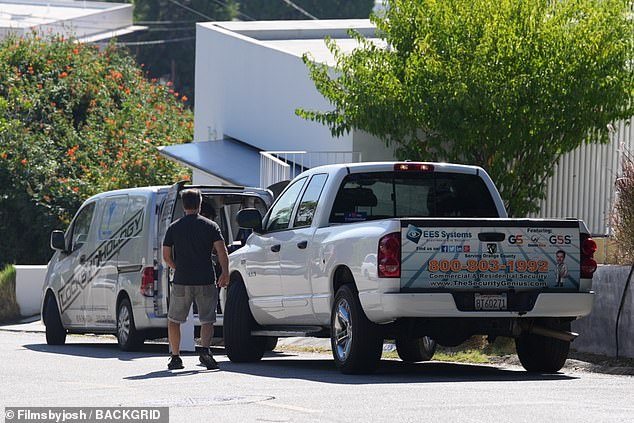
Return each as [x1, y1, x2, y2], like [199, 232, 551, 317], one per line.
[259, 150, 362, 188]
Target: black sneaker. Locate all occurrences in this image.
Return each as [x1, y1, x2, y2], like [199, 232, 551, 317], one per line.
[199, 352, 219, 370]
[168, 355, 184, 370]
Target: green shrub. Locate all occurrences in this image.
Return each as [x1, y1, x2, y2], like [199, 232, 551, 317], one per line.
[0, 265, 20, 322]
[0, 33, 193, 265]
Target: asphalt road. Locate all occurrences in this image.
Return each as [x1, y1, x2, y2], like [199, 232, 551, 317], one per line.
[0, 327, 633, 423]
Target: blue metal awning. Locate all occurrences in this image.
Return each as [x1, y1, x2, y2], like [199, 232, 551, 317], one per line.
[158, 139, 262, 187]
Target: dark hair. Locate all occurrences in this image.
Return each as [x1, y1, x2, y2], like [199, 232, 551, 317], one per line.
[181, 189, 201, 211]
[200, 201, 216, 219]
[556, 249, 566, 257]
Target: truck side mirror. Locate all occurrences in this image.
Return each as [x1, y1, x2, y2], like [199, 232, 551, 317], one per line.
[236, 208, 263, 233]
[50, 230, 67, 251]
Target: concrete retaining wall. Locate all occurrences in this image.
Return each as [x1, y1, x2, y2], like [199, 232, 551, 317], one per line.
[14, 265, 47, 317]
[572, 265, 634, 358]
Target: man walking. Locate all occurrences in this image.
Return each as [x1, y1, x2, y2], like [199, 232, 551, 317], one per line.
[162, 188, 229, 370]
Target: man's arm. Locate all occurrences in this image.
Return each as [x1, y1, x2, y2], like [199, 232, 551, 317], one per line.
[163, 245, 176, 269]
[213, 239, 230, 288]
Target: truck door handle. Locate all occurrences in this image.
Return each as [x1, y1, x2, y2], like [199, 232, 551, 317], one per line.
[297, 240, 308, 249]
[271, 244, 281, 252]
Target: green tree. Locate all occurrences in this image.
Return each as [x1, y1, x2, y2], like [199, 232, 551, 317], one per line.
[122, 0, 239, 104]
[0, 34, 193, 265]
[298, 0, 634, 216]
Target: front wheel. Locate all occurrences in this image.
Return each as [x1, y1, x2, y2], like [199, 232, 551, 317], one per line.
[224, 279, 265, 362]
[396, 336, 437, 363]
[330, 285, 383, 374]
[44, 295, 66, 345]
[117, 298, 144, 351]
[515, 321, 571, 373]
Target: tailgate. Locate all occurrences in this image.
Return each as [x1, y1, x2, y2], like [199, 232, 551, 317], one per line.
[400, 219, 581, 292]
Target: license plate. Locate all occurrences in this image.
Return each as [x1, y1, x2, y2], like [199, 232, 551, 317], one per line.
[474, 293, 507, 310]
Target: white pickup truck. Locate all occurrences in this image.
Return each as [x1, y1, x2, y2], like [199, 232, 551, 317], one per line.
[224, 162, 598, 374]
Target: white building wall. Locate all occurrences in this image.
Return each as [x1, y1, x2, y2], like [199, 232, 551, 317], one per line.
[194, 22, 354, 154]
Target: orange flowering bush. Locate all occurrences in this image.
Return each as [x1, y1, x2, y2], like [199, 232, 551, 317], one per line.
[0, 33, 192, 264]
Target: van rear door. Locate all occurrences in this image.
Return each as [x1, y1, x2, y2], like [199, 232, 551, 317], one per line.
[156, 181, 186, 316]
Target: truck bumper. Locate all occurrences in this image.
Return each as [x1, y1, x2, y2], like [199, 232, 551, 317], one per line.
[359, 291, 595, 324]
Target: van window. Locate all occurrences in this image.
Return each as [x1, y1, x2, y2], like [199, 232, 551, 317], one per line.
[70, 202, 96, 251]
[125, 196, 146, 237]
[98, 196, 129, 240]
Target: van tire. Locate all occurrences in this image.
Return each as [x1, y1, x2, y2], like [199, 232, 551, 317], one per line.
[516, 321, 570, 373]
[117, 297, 144, 351]
[224, 279, 265, 362]
[44, 295, 66, 345]
[396, 336, 437, 362]
[330, 285, 383, 374]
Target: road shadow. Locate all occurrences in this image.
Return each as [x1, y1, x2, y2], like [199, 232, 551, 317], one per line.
[23, 341, 577, 384]
[213, 352, 577, 385]
[22, 340, 248, 362]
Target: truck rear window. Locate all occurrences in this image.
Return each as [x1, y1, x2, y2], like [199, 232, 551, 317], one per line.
[329, 171, 499, 223]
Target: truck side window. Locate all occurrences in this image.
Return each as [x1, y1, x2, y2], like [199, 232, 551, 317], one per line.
[293, 174, 328, 228]
[70, 202, 96, 252]
[265, 177, 307, 232]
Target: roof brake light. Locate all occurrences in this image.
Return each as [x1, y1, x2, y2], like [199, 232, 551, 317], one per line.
[394, 163, 435, 172]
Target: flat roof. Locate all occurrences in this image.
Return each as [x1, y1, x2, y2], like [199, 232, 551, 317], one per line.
[199, 19, 384, 66]
[0, 0, 144, 41]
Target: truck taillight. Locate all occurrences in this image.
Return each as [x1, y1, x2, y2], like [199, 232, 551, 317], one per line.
[140, 267, 155, 297]
[580, 234, 597, 279]
[378, 232, 401, 278]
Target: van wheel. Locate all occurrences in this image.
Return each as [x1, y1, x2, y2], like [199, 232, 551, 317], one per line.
[224, 278, 265, 362]
[330, 285, 383, 374]
[516, 321, 570, 373]
[117, 298, 144, 351]
[44, 295, 66, 345]
[396, 336, 437, 362]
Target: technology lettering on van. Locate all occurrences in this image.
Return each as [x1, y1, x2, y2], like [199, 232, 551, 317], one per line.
[58, 209, 144, 313]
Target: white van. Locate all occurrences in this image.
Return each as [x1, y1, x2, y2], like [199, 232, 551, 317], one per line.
[41, 182, 273, 350]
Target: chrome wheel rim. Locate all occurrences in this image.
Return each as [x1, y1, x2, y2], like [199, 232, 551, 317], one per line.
[421, 336, 435, 352]
[117, 305, 130, 345]
[333, 298, 352, 361]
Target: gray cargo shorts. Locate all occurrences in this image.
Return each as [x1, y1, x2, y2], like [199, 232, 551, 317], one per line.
[168, 283, 218, 324]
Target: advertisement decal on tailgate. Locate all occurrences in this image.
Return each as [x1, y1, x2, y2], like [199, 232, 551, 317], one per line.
[401, 220, 580, 291]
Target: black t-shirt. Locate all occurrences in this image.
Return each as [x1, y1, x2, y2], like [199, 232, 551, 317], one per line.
[163, 214, 224, 285]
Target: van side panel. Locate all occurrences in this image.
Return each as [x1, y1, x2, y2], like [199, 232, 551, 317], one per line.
[116, 193, 161, 330]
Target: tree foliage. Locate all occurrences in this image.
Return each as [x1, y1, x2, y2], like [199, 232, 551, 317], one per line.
[613, 151, 634, 263]
[127, 0, 239, 103]
[0, 34, 193, 265]
[298, 0, 634, 216]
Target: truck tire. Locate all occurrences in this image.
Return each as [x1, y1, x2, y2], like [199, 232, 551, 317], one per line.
[330, 285, 383, 374]
[516, 322, 570, 373]
[396, 336, 437, 362]
[264, 336, 279, 351]
[224, 279, 266, 362]
[117, 297, 144, 351]
[44, 295, 66, 345]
